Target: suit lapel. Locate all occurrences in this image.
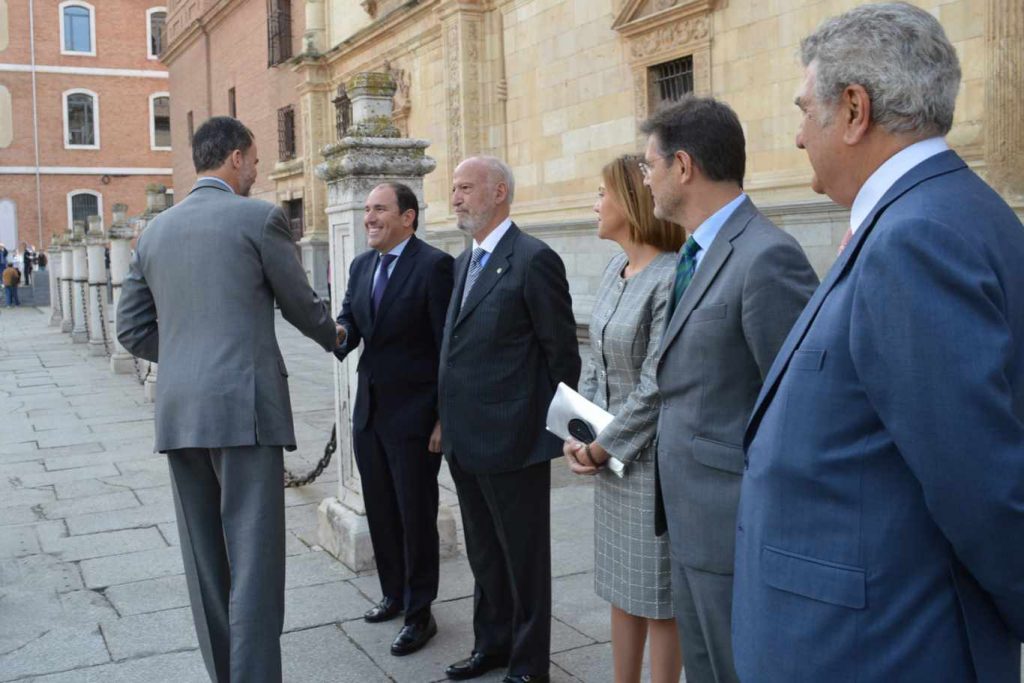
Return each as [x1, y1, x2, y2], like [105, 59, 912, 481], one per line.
[658, 199, 755, 359]
[351, 253, 376, 340]
[374, 235, 420, 324]
[745, 150, 968, 444]
[454, 224, 518, 327]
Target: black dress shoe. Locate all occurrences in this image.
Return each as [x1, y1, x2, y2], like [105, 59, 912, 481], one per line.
[445, 652, 507, 680]
[363, 597, 401, 623]
[390, 615, 437, 656]
[502, 675, 549, 683]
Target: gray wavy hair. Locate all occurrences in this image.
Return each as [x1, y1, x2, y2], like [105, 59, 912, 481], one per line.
[801, 2, 960, 138]
[473, 155, 516, 205]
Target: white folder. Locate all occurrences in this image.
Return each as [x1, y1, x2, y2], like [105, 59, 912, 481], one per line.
[545, 382, 625, 477]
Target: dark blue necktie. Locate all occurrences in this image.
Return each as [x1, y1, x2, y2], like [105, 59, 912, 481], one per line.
[372, 253, 397, 317]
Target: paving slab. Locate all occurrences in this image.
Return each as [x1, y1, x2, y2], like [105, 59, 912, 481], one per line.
[37, 490, 140, 519]
[27, 650, 208, 683]
[0, 625, 110, 681]
[100, 606, 197, 661]
[103, 574, 191, 617]
[283, 580, 373, 632]
[0, 526, 41, 558]
[280, 624, 387, 683]
[14, 463, 121, 489]
[38, 525, 167, 562]
[65, 501, 178, 536]
[285, 548, 356, 588]
[0, 553, 83, 593]
[79, 546, 183, 588]
[0, 487, 54, 509]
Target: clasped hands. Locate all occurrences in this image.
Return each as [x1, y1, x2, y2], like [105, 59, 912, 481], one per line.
[563, 438, 609, 475]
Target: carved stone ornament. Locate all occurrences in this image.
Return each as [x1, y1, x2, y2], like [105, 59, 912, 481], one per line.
[630, 16, 709, 59]
[361, 0, 378, 18]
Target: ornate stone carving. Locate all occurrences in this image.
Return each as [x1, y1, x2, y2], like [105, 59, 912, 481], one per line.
[384, 60, 412, 137]
[441, 9, 484, 179]
[985, 0, 1024, 197]
[361, 0, 378, 18]
[630, 16, 709, 60]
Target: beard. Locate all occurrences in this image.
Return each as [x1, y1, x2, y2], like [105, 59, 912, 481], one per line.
[456, 208, 493, 237]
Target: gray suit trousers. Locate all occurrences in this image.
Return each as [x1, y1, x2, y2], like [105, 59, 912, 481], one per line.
[672, 561, 739, 683]
[168, 446, 285, 683]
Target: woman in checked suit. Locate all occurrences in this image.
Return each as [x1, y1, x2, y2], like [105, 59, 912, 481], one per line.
[563, 154, 683, 682]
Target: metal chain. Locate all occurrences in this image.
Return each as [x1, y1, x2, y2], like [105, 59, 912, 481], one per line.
[131, 355, 152, 386]
[283, 425, 337, 488]
[94, 285, 112, 355]
[79, 281, 90, 339]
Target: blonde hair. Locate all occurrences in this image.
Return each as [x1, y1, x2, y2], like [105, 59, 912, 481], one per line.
[601, 154, 683, 252]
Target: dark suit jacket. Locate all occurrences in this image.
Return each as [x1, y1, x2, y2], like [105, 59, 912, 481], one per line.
[734, 151, 1024, 682]
[654, 197, 818, 574]
[335, 234, 453, 438]
[117, 179, 338, 452]
[438, 224, 581, 474]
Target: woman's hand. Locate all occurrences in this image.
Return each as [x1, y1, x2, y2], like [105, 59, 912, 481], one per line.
[563, 438, 602, 475]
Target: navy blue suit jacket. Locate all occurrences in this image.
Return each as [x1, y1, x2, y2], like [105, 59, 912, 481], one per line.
[335, 234, 454, 438]
[734, 150, 1024, 681]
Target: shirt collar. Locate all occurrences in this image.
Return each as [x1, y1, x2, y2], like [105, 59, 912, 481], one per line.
[380, 235, 412, 259]
[690, 193, 747, 253]
[849, 137, 949, 233]
[473, 217, 513, 254]
[196, 176, 235, 194]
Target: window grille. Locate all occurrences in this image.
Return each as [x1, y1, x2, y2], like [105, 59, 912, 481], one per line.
[266, 0, 293, 67]
[66, 93, 95, 146]
[187, 111, 194, 145]
[277, 105, 296, 161]
[649, 56, 694, 110]
[71, 193, 98, 226]
[228, 88, 237, 117]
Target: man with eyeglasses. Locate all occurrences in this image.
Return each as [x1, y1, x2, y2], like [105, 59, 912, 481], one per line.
[640, 95, 818, 683]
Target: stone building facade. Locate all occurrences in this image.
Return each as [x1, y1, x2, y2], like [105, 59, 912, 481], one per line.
[164, 0, 1022, 317]
[0, 0, 173, 250]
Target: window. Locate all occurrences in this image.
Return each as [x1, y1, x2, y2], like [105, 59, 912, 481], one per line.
[228, 87, 236, 117]
[63, 89, 99, 149]
[67, 190, 102, 232]
[150, 93, 171, 150]
[147, 7, 167, 59]
[187, 111, 194, 145]
[283, 199, 303, 258]
[649, 56, 694, 111]
[267, 0, 292, 66]
[60, 1, 95, 56]
[277, 105, 296, 161]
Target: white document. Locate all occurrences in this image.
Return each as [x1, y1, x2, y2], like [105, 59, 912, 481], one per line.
[545, 382, 626, 477]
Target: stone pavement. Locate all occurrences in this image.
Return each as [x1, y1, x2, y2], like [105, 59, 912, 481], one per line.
[0, 305, 628, 682]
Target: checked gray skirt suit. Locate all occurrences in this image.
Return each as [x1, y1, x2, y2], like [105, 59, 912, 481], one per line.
[581, 251, 675, 619]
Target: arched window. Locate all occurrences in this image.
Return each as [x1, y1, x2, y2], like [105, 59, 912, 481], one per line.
[149, 92, 171, 150]
[63, 89, 99, 149]
[67, 190, 102, 232]
[147, 7, 167, 60]
[59, 1, 95, 56]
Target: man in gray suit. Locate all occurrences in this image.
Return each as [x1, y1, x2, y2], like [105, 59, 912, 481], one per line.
[640, 96, 818, 683]
[117, 117, 341, 683]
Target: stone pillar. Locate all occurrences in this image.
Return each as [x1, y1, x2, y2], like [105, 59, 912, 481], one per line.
[47, 241, 62, 326]
[60, 243, 74, 333]
[108, 205, 135, 374]
[315, 71, 457, 571]
[296, 60, 334, 300]
[85, 216, 108, 357]
[438, 1, 486, 184]
[70, 221, 89, 344]
[985, 0, 1024, 200]
[303, 0, 326, 54]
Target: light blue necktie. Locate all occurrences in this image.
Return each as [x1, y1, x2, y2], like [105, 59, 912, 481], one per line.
[461, 248, 486, 306]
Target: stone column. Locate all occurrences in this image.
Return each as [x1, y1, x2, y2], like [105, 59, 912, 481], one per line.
[85, 216, 108, 357]
[297, 65, 333, 300]
[108, 205, 135, 373]
[438, 1, 486, 184]
[60, 243, 74, 333]
[138, 185, 168, 403]
[315, 71, 457, 571]
[70, 221, 89, 344]
[985, 0, 1024, 200]
[47, 241, 62, 326]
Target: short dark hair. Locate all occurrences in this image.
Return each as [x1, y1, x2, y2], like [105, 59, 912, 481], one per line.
[192, 116, 255, 173]
[383, 182, 419, 231]
[639, 95, 746, 186]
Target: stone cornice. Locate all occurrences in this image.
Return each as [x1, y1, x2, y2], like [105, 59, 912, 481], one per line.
[613, 0, 717, 38]
[163, 0, 247, 66]
[317, 0, 441, 69]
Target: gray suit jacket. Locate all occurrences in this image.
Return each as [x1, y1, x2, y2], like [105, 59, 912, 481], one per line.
[655, 197, 818, 574]
[117, 179, 338, 452]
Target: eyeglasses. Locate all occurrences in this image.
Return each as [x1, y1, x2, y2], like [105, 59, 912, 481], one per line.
[638, 161, 654, 179]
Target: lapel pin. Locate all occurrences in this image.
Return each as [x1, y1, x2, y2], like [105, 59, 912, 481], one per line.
[496, 267, 503, 274]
